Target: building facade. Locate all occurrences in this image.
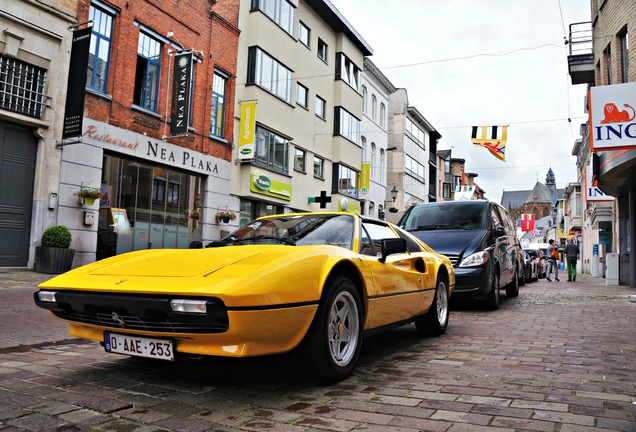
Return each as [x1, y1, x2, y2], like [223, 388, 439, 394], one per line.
[360, 58, 396, 219]
[61, 0, 240, 267]
[567, 0, 636, 286]
[0, 0, 76, 268]
[230, 0, 372, 224]
[385, 88, 440, 223]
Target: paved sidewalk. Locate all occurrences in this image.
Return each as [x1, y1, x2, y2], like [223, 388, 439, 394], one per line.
[0, 270, 73, 349]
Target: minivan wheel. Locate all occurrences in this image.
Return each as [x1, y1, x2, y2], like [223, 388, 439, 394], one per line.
[506, 267, 520, 297]
[484, 272, 499, 310]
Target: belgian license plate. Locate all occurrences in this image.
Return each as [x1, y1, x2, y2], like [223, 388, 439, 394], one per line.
[104, 332, 174, 361]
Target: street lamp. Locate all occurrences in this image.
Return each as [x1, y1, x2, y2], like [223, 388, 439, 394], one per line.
[379, 185, 399, 220]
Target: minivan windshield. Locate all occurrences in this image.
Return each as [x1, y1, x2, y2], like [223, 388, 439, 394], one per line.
[400, 202, 488, 231]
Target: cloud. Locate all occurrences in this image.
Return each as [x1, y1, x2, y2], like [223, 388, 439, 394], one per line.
[330, 0, 591, 203]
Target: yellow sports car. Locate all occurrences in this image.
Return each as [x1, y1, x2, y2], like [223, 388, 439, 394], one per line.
[34, 212, 455, 381]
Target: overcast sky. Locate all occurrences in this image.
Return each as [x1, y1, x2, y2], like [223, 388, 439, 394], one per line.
[329, 0, 592, 204]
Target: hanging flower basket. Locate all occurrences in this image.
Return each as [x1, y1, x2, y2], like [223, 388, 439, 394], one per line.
[74, 187, 101, 205]
[388, 207, 399, 213]
[215, 210, 236, 223]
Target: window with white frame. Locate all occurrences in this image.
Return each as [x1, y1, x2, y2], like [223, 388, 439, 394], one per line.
[334, 106, 360, 144]
[405, 117, 426, 148]
[314, 156, 324, 179]
[371, 142, 376, 178]
[87, 4, 114, 93]
[133, 32, 162, 112]
[247, 47, 292, 103]
[294, 147, 306, 172]
[252, 0, 294, 35]
[333, 164, 358, 198]
[371, 95, 377, 121]
[361, 85, 367, 113]
[315, 95, 326, 119]
[255, 125, 289, 173]
[296, 82, 308, 108]
[380, 149, 385, 183]
[299, 21, 310, 47]
[210, 69, 227, 138]
[336, 53, 360, 91]
[317, 39, 328, 62]
[405, 154, 425, 183]
[380, 102, 386, 128]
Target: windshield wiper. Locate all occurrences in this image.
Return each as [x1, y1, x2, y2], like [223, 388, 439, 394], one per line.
[237, 236, 296, 245]
[414, 224, 470, 230]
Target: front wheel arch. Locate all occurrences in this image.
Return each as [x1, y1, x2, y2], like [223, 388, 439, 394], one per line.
[298, 273, 364, 382]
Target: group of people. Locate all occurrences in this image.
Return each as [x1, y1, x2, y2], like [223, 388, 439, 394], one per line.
[546, 237, 580, 282]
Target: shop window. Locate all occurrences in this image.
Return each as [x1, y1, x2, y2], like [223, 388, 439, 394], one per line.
[97, 154, 203, 259]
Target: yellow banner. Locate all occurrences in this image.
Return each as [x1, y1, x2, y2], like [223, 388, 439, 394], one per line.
[238, 101, 256, 160]
[359, 163, 370, 193]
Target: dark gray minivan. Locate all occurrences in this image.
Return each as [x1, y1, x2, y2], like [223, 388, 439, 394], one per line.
[398, 200, 520, 310]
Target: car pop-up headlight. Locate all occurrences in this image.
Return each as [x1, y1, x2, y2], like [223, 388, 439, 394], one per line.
[37, 291, 57, 302]
[170, 299, 208, 314]
[459, 251, 489, 267]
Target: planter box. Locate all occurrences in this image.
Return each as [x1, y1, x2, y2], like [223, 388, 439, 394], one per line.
[35, 246, 75, 274]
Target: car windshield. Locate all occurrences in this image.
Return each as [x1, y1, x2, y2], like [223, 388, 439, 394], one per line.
[209, 214, 355, 249]
[400, 202, 488, 231]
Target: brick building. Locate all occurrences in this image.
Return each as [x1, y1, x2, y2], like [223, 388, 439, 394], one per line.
[62, 0, 240, 266]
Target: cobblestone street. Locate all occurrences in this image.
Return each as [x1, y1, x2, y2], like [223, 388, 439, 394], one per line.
[1, 270, 635, 431]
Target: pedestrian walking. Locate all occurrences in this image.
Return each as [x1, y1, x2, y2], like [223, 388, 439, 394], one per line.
[564, 237, 580, 282]
[546, 239, 560, 282]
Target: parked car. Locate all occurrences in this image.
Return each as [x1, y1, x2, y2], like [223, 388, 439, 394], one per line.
[398, 200, 520, 310]
[521, 249, 539, 282]
[34, 212, 455, 382]
[524, 245, 547, 278]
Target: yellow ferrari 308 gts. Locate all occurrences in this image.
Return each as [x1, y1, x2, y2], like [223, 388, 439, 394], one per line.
[35, 212, 455, 381]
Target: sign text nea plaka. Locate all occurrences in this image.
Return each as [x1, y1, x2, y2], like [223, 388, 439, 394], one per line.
[83, 125, 218, 174]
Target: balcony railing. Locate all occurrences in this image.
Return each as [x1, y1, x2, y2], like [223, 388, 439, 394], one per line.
[567, 21, 594, 85]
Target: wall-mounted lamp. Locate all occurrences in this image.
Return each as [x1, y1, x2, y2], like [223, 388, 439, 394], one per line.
[390, 185, 398, 202]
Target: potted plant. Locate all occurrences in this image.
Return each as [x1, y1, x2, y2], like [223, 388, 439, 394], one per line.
[35, 225, 75, 274]
[389, 207, 399, 213]
[74, 186, 102, 205]
[215, 210, 236, 223]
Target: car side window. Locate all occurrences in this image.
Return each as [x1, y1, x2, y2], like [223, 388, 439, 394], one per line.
[490, 205, 502, 227]
[360, 222, 398, 256]
[393, 226, 423, 252]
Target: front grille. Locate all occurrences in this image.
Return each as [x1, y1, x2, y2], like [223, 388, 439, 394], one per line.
[36, 291, 229, 334]
[444, 254, 459, 266]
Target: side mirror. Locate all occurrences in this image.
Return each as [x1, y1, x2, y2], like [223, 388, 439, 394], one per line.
[494, 226, 506, 237]
[379, 238, 408, 263]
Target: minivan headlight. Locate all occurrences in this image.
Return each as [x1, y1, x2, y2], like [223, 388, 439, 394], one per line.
[459, 251, 489, 267]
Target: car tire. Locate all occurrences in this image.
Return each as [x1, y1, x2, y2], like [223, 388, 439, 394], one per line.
[484, 272, 499, 310]
[414, 275, 449, 336]
[506, 267, 520, 297]
[301, 274, 363, 382]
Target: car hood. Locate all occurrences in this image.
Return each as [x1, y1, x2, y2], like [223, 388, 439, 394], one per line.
[39, 245, 345, 303]
[410, 229, 487, 257]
